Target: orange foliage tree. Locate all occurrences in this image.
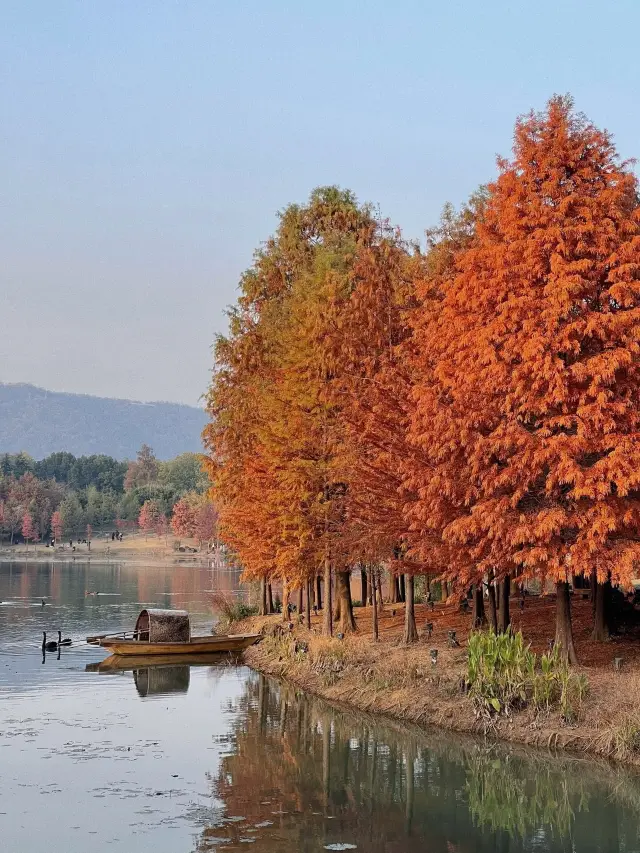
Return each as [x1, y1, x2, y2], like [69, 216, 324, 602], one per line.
[22, 511, 36, 550]
[171, 495, 197, 538]
[204, 188, 383, 632]
[406, 96, 640, 662]
[51, 510, 62, 543]
[205, 99, 640, 665]
[138, 499, 160, 538]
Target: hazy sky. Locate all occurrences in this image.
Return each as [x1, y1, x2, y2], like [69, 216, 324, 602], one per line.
[2, 1, 640, 405]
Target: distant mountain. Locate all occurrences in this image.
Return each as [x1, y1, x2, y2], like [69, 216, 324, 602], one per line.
[0, 383, 209, 460]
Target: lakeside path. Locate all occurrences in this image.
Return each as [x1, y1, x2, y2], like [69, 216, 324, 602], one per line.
[238, 598, 640, 767]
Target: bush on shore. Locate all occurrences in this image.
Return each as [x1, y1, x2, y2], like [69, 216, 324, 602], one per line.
[466, 630, 588, 723]
[210, 592, 257, 633]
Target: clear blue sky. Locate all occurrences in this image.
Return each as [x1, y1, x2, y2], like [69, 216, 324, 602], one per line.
[1, 0, 639, 405]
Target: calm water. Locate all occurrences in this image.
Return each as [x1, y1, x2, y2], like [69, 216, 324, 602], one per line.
[2, 561, 640, 852]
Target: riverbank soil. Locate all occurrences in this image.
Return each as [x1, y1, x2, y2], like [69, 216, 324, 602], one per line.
[239, 595, 640, 765]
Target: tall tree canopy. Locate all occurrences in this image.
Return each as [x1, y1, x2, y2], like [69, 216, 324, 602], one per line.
[205, 98, 640, 661]
[406, 96, 640, 659]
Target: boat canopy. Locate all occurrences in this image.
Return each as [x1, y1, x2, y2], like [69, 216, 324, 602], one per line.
[134, 609, 191, 643]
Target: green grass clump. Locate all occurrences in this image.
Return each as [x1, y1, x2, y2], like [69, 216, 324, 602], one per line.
[211, 592, 258, 632]
[467, 630, 587, 721]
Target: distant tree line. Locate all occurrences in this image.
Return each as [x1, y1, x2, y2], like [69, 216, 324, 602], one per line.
[0, 444, 215, 545]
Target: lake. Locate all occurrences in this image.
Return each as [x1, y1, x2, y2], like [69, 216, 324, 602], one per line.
[1, 560, 640, 852]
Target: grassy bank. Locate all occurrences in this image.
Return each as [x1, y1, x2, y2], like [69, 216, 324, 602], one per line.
[237, 598, 640, 766]
[0, 532, 214, 565]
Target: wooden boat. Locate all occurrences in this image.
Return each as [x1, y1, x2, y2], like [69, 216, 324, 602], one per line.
[97, 633, 259, 656]
[86, 608, 259, 657]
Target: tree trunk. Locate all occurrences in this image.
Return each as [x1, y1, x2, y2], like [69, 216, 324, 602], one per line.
[323, 558, 332, 636]
[267, 583, 274, 614]
[335, 570, 356, 634]
[298, 586, 304, 614]
[486, 571, 497, 632]
[471, 583, 485, 628]
[555, 581, 578, 665]
[360, 568, 368, 607]
[403, 575, 418, 644]
[316, 575, 322, 611]
[399, 574, 406, 603]
[371, 571, 379, 641]
[389, 569, 399, 603]
[497, 575, 510, 633]
[259, 577, 267, 617]
[592, 577, 610, 642]
[282, 579, 289, 623]
[377, 573, 383, 611]
[305, 580, 312, 629]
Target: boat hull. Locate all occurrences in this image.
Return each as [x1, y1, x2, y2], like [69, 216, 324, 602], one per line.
[87, 651, 244, 672]
[98, 633, 260, 656]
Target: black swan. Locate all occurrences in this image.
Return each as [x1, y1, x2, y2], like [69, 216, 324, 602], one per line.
[57, 630, 72, 647]
[42, 632, 57, 651]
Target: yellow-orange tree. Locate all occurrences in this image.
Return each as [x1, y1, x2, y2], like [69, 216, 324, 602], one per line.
[407, 97, 640, 662]
[205, 188, 377, 632]
[324, 227, 430, 641]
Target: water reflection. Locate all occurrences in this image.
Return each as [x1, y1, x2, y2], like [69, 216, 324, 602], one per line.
[4, 557, 640, 853]
[204, 674, 640, 852]
[134, 665, 190, 697]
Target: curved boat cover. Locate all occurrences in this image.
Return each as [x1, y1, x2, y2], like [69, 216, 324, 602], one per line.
[134, 609, 191, 643]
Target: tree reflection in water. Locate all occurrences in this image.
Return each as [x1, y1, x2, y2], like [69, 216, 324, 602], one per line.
[198, 672, 640, 852]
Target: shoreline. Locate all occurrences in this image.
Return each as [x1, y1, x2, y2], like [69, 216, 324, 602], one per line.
[239, 609, 640, 767]
[0, 553, 217, 567]
[0, 534, 223, 568]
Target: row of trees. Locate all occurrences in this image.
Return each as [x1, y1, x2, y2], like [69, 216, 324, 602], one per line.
[0, 445, 213, 544]
[205, 96, 640, 662]
[138, 491, 218, 548]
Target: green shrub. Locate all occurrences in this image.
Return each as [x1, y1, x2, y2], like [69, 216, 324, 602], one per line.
[467, 630, 588, 721]
[210, 592, 258, 632]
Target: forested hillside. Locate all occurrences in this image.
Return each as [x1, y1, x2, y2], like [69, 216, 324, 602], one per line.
[0, 383, 207, 460]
